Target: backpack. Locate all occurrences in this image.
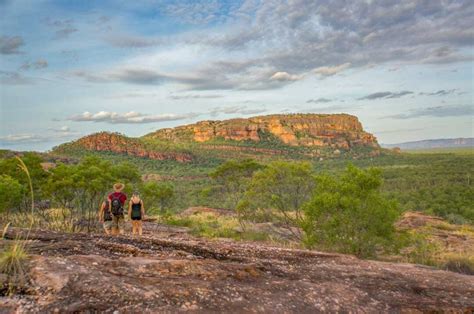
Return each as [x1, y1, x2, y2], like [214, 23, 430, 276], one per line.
[131, 201, 142, 219]
[110, 194, 124, 217]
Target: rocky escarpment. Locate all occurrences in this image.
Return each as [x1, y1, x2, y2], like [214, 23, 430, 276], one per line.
[2, 228, 473, 312]
[54, 132, 193, 163]
[146, 114, 379, 150]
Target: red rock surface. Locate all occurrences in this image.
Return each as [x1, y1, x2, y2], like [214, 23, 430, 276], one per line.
[1, 228, 473, 313]
[148, 113, 379, 149]
[66, 132, 193, 162]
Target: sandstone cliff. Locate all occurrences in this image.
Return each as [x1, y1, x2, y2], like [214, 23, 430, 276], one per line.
[55, 132, 193, 163]
[146, 114, 379, 149]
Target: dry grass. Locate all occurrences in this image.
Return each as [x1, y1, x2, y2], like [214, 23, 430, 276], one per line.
[0, 240, 29, 295]
[440, 253, 474, 275]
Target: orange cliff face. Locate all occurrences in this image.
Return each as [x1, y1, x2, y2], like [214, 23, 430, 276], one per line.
[147, 114, 379, 150]
[66, 132, 193, 162]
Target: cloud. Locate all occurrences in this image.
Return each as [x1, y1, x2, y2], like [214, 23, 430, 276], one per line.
[19, 59, 48, 71]
[111, 69, 168, 85]
[386, 104, 472, 119]
[303, 105, 358, 114]
[169, 94, 223, 100]
[0, 35, 24, 54]
[72, 69, 169, 85]
[59, 0, 474, 93]
[419, 89, 458, 96]
[306, 98, 333, 104]
[313, 63, 351, 77]
[270, 71, 302, 81]
[0, 71, 34, 85]
[358, 91, 413, 100]
[375, 128, 424, 135]
[162, 1, 224, 25]
[48, 126, 71, 132]
[55, 27, 78, 39]
[104, 35, 161, 48]
[44, 18, 78, 39]
[0, 134, 44, 143]
[186, 0, 473, 89]
[68, 111, 199, 124]
[209, 106, 266, 117]
[0, 129, 80, 144]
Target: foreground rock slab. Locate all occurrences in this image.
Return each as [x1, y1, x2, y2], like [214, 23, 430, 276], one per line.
[1, 228, 473, 313]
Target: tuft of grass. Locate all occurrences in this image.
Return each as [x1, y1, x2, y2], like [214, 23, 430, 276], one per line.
[440, 254, 474, 275]
[2, 222, 11, 239]
[0, 241, 29, 295]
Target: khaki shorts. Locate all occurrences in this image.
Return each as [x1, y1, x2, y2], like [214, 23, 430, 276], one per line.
[104, 216, 125, 232]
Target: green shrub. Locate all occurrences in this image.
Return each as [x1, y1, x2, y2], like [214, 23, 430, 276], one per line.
[302, 165, 400, 258]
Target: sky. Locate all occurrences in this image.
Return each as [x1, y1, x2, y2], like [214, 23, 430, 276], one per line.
[0, 0, 473, 151]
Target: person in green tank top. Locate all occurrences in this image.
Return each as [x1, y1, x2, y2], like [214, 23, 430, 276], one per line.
[128, 191, 145, 236]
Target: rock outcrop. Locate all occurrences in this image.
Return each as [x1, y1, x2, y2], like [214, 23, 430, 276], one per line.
[2, 228, 473, 312]
[55, 132, 193, 163]
[147, 114, 379, 149]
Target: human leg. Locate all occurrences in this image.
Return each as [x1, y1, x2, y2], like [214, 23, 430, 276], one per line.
[117, 216, 125, 235]
[103, 221, 112, 235]
[138, 220, 143, 236]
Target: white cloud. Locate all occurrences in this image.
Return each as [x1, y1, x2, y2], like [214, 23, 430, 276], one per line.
[209, 106, 266, 117]
[68, 111, 200, 124]
[313, 63, 351, 77]
[270, 71, 302, 82]
[0, 129, 80, 144]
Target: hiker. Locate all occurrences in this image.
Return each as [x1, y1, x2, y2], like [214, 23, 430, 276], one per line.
[108, 183, 127, 235]
[129, 191, 145, 236]
[98, 198, 112, 234]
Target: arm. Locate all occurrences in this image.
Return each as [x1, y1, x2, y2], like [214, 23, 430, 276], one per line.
[108, 197, 113, 215]
[128, 200, 132, 219]
[98, 202, 104, 222]
[141, 200, 145, 218]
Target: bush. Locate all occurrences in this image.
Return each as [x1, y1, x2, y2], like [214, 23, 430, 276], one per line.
[238, 161, 316, 240]
[302, 165, 400, 258]
[143, 182, 175, 214]
[0, 175, 24, 215]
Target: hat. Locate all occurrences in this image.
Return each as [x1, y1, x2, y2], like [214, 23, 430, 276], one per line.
[113, 183, 125, 192]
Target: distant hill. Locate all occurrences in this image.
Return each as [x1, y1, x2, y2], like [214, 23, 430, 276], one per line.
[52, 113, 382, 162]
[382, 138, 473, 150]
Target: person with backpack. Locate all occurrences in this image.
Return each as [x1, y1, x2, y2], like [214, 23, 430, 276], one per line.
[128, 191, 145, 236]
[108, 183, 127, 235]
[98, 198, 113, 234]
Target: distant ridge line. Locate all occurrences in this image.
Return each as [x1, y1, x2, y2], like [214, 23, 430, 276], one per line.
[382, 137, 473, 149]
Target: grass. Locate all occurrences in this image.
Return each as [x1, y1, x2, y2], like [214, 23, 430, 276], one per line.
[397, 216, 474, 275]
[440, 253, 474, 275]
[162, 212, 269, 242]
[0, 241, 29, 295]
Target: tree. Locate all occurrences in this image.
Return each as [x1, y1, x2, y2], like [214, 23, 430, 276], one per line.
[302, 164, 400, 258]
[238, 161, 316, 239]
[111, 161, 142, 195]
[0, 153, 49, 210]
[44, 164, 77, 209]
[0, 175, 24, 215]
[210, 159, 264, 209]
[143, 182, 175, 214]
